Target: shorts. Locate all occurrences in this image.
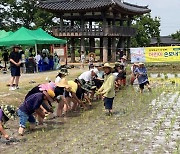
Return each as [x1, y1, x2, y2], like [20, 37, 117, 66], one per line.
[93, 79, 104, 89]
[18, 109, 36, 128]
[81, 59, 85, 64]
[11, 66, 20, 76]
[104, 97, 114, 110]
[64, 90, 72, 98]
[139, 81, 149, 90]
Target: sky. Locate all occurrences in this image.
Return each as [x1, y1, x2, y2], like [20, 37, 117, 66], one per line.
[125, 0, 180, 36]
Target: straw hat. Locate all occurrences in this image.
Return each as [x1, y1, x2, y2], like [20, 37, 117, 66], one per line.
[88, 52, 96, 58]
[68, 80, 78, 93]
[56, 78, 70, 89]
[58, 68, 68, 75]
[139, 62, 144, 65]
[0, 105, 17, 120]
[103, 63, 113, 69]
[133, 62, 139, 66]
[121, 55, 127, 60]
[43, 90, 55, 102]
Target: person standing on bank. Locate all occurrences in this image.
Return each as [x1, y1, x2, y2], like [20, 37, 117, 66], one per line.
[2, 49, 9, 71]
[98, 63, 115, 116]
[9, 46, 21, 90]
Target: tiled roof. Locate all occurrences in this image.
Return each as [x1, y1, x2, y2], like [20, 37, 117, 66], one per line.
[150, 36, 180, 45]
[36, 0, 150, 14]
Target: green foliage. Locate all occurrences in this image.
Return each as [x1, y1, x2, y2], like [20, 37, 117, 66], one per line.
[0, 0, 56, 31]
[171, 30, 180, 41]
[131, 13, 161, 47]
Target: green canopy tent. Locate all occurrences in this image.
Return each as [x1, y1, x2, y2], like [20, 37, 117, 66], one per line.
[0, 30, 13, 39]
[0, 27, 66, 46]
[0, 27, 67, 71]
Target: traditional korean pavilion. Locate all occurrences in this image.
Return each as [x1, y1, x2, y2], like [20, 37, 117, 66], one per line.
[37, 0, 150, 62]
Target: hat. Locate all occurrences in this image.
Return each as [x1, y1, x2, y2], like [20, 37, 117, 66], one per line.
[68, 80, 78, 93]
[56, 78, 70, 89]
[43, 90, 55, 102]
[13, 45, 21, 49]
[58, 68, 68, 76]
[95, 63, 103, 67]
[115, 62, 120, 67]
[0, 105, 17, 120]
[121, 55, 127, 60]
[88, 52, 96, 58]
[133, 62, 139, 66]
[139, 62, 144, 65]
[103, 63, 113, 69]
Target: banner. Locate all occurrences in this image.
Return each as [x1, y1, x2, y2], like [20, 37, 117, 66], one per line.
[145, 46, 180, 62]
[130, 48, 145, 63]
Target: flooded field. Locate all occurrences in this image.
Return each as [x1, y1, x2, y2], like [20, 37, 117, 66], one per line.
[0, 67, 180, 153]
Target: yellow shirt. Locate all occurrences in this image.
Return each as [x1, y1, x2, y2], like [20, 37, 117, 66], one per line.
[68, 80, 78, 93]
[99, 73, 115, 98]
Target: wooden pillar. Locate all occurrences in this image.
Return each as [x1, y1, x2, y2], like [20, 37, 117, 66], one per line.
[102, 12, 108, 62]
[70, 38, 75, 62]
[107, 20, 111, 61]
[60, 16, 63, 33]
[80, 14, 85, 52]
[100, 38, 103, 62]
[80, 37, 85, 52]
[112, 14, 116, 62]
[89, 21, 95, 53]
[103, 37, 108, 62]
[112, 37, 116, 61]
[108, 38, 111, 61]
[127, 37, 131, 60]
[89, 38, 95, 53]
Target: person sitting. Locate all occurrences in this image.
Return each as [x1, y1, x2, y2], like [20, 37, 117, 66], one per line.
[116, 64, 126, 89]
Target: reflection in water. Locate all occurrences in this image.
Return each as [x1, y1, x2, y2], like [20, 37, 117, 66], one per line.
[150, 73, 180, 79]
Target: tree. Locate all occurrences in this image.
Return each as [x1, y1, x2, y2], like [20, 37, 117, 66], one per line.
[131, 13, 161, 47]
[0, 0, 56, 31]
[171, 30, 180, 41]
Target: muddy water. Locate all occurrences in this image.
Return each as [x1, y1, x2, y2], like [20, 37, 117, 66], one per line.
[1, 71, 180, 153]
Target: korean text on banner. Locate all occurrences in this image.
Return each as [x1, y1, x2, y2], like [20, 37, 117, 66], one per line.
[130, 48, 145, 63]
[145, 46, 180, 62]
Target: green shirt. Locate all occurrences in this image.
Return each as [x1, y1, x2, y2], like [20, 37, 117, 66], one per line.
[99, 73, 115, 98]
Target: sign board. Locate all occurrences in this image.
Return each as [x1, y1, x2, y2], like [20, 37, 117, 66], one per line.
[145, 46, 180, 62]
[54, 48, 65, 56]
[130, 48, 145, 63]
[130, 46, 180, 63]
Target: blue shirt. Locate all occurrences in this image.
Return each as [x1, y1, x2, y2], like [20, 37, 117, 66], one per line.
[19, 92, 44, 115]
[134, 67, 148, 84]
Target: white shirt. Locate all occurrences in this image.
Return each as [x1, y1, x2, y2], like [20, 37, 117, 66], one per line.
[34, 54, 41, 64]
[78, 71, 92, 82]
[55, 76, 62, 83]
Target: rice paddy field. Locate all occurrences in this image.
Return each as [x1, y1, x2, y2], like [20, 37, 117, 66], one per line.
[0, 63, 180, 154]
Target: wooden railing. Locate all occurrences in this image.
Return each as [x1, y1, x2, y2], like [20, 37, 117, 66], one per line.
[52, 25, 136, 37]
